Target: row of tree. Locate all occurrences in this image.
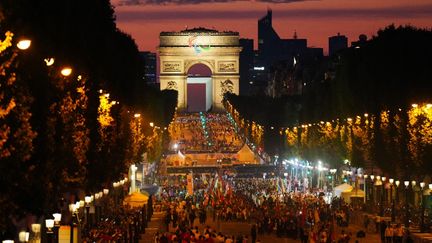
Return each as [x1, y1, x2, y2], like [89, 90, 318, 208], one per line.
[226, 25, 432, 177]
[0, 0, 176, 238]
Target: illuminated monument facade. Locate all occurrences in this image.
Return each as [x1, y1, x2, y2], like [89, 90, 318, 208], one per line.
[159, 28, 241, 111]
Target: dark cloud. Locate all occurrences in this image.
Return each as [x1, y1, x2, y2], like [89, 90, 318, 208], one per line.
[116, 5, 432, 22]
[117, 0, 306, 6]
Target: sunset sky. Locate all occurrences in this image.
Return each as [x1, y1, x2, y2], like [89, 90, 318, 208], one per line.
[112, 0, 432, 54]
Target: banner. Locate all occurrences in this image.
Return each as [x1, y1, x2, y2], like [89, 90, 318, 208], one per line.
[187, 173, 194, 196]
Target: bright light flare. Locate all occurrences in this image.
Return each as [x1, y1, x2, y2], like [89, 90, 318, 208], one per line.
[44, 57, 55, 66]
[61, 67, 72, 76]
[17, 39, 31, 50]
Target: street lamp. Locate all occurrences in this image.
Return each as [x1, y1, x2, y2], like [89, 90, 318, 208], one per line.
[363, 174, 368, 203]
[45, 219, 54, 243]
[44, 57, 55, 66]
[68, 203, 78, 243]
[389, 179, 395, 222]
[404, 181, 410, 227]
[31, 224, 41, 243]
[17, 39, 31, 50]
[53, 213, 61, 243]
[420, 182, 426, 232]
[85, 195, 91, 232]
[18, 231, 30, 243]
[370, 175, 375, 205]
[61, 67, 73, 77]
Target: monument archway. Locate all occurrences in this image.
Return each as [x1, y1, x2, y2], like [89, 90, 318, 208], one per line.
[158, 28, 241, 111]
[187, 63, 212, 112]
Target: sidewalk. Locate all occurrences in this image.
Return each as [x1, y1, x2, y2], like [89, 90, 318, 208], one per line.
[139, 211, 166, 243]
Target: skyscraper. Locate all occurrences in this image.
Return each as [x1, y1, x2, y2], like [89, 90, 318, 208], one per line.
[239, 38, 254, 95]
[139, 51, 157, 86]
[328, 33, 348, 56]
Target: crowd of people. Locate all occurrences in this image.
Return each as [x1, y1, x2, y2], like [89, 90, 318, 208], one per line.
[153, 173, 362, 243]
[168, 113, 243, 154]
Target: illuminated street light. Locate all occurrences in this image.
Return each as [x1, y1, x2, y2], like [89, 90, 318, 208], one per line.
[150, 122, 154, 127]
[134, 113, 141, 118]
[44, 57, 55, 66]
[61, 67, 72, 76]
[412, 104, 418, 108]
[18, 231, 30, 242]
[17, 39, 31, 50]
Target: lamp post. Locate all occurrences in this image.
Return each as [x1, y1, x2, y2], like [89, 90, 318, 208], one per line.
[84, 196, 91, 234]
[53, 213, 62, 243]
[380, 176, 386, 216]
[45, 219, 54, 243]
[389, 178, 395, 222]
[363, 174, 368, 203]
[18, 231, 30, 243]
[31, 223, 41, 243]
[404, 181, 410, 227]
[370, 175, 375, 206]
[420, 182, 425, 232]
[68, 203, 77, 243]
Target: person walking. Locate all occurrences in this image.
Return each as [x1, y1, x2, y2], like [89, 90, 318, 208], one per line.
[250, 224, 257, 243]
[385, 223, 393, 243]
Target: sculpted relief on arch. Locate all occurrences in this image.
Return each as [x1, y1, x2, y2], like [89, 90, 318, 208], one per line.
[220, 79, 234, 98]
[166, 81, 178, 90]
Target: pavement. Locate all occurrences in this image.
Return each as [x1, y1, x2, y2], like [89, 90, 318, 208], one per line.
[139, 209, 382, 243]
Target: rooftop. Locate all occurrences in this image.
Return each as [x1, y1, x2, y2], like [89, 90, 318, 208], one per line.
[161, 27, 239, 36]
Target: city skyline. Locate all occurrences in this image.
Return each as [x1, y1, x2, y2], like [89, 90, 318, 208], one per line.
[113, 0, 432, 54]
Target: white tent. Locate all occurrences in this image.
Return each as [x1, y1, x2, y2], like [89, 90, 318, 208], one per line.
[333, 183, 353, 197]
[334, 183, 365, 203]
[236, 144, 256, 164]
[166, 151, 185, 166]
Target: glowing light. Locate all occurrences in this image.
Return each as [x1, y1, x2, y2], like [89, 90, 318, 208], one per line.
[61, 67, 72, 76]
[412, 104, 418, 108]
[44, 57, 55, 66]
[99, 89, 103, 93]
[150, 122, 154, 127]
[134, 113, 141, 118]
[17, 39, 31, 50]
[0, 31, 14, 53]
[364, 113, 369, 117]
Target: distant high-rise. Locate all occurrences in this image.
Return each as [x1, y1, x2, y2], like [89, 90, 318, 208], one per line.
[258, 9, 281, 63]
[239, 38, 254, 95]
[329, 33, 348, 56]
[139, 51, 157, 86]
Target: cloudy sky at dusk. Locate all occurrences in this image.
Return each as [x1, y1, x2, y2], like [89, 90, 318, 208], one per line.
[112, 0, 432, 54]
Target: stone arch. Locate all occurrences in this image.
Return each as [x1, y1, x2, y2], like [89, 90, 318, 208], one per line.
[185, 60, 215, 75]
[158, 28, 241, 111]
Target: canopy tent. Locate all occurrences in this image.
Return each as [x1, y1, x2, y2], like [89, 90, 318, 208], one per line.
[166, 150, 185, 166]
[123, 192, 149, 208]
[333, 183, 353, 197]
[236, 144, 256, 164]
[333, 183, 365, 203]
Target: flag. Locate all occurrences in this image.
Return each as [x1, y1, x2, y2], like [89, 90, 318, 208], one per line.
[187, 173, 194, 196]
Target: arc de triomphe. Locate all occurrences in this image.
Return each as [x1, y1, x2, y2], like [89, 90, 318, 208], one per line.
[158, 28, 241, 111]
